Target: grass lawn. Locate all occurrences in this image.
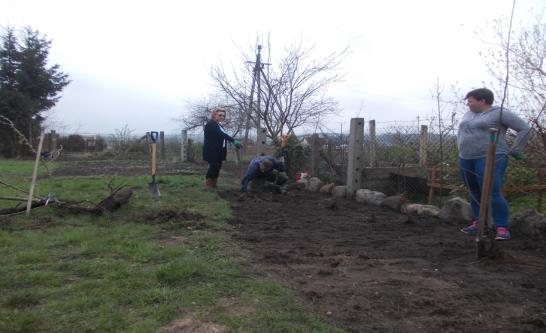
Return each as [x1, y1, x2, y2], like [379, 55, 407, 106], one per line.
[0, 159, 340, 333]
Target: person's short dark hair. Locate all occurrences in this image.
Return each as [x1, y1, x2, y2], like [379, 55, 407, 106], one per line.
[465, 88, 494, 105]
[260, 159, 273, 170]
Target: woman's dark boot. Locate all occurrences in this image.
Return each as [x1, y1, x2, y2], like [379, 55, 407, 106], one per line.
[204, 178, 214, 190]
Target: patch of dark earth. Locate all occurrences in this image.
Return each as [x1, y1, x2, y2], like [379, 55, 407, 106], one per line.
[221, 190, 546, 333]
[139, 208, 207, 230]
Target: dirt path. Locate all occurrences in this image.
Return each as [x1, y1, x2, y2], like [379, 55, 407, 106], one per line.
[223, 190, 546, 333]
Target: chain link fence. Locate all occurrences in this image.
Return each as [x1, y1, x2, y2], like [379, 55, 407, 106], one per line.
[31, 120, 545, 212]
[299, 119, 544, 211]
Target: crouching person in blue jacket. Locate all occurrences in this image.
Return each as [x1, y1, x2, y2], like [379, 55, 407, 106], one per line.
[241, 156, 288, 193]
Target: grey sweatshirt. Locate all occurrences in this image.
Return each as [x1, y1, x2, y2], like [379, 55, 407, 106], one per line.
[457, 106, 531, 159]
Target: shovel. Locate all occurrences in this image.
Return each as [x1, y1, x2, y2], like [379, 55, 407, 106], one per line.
[148, 131, 161, 197]
[475, 128, 498, 258]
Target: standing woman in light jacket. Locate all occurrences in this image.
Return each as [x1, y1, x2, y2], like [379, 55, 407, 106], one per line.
[458, 88, 530, 240]
[202, 107, 241, 190]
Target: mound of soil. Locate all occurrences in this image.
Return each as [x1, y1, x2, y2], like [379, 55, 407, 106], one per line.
[223, 190, 546, 333]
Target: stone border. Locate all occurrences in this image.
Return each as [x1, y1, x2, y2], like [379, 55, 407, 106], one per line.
[297, 176, 472, 222]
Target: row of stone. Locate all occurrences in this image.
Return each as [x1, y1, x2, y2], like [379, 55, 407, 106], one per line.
[297, 177, 473, 222]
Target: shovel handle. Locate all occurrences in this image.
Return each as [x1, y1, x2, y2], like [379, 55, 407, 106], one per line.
[476, 128, 498, 240]
[151, 143, 157, 176]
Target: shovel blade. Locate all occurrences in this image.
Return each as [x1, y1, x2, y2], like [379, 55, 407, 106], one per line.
[148, 175, 161, 197]
[476, 239, 487, 258]
[476, 235, 502, 258]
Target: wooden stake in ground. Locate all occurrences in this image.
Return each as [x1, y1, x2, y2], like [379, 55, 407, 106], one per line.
[148, 131, 160, 197]
[476, 128, 498, 258]
[26, 131, 45, 216]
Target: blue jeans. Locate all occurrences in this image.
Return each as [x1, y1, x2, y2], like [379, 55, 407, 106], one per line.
[459, 154, 509, 228]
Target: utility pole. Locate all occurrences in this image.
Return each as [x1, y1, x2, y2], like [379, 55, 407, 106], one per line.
[244, 44, 290, 156]
[255, 46, 267, 156]
[256, 45, 262, 131]
[245, 45, 271, 156]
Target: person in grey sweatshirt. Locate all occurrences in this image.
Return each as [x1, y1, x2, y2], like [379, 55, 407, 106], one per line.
[458, 88, 531, 240]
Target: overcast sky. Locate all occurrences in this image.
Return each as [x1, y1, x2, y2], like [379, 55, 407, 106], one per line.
[1, 0, 543, 136]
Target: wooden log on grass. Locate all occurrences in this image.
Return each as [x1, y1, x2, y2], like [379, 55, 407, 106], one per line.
[0, 189, 133, 216]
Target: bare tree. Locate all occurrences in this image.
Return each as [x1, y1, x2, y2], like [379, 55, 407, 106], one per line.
[110, 124, 134, 153]
[211, 38, 347, 142]
[428, 78, 463, 163]
[480, 12, 545, 166]
[179, 96, 246, 137]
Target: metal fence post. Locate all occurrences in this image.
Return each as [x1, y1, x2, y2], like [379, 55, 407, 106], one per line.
[347, 118, 364, 198]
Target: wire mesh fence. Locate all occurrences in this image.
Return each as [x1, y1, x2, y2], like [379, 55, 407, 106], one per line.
[299, 119, 544, 211]
[13, 119, 544, 212]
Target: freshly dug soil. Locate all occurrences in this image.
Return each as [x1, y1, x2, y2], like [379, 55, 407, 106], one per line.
[224, 190, 546, 333]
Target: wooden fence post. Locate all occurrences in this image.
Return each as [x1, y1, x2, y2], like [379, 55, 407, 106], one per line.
[180, 130, 188, 162]
[48, 130, 57, 152]
[419, 125, 428, 167]
[160, 131, 165, 159]
[347, 118, 364, 198]
[146, 132, 151, 153]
